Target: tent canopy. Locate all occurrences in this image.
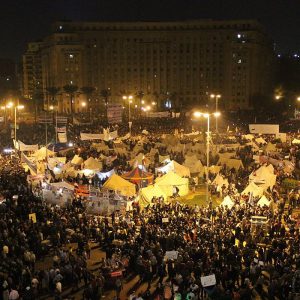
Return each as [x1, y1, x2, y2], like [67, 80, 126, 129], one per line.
[213, 174, 229, 188]
[220, 195, 234, 209]
[33, 147, 55, 160]
[218, 158, 243, 170]
[257, 195, 271, 207]
[184, 155, 204, 174]
[242, 181, 264, 198]
[138, 185, 167, 207]
[249, 165, 276, 190]
[156, 160, 190, 177]
[122, 167, 154, 186]
[103, 174, 136, 197]
[155, 171, 189, 196]
[84, 157, 102, 170]
[71, 154, 83, 165]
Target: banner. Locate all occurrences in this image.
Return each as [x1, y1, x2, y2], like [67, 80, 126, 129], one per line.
[164, 251, 178, 260]
[80, 133, 104, 140]
[249, 124, 279, 134]
[201, 274, 216, 287]
[56, 126, 66, 133]
[21, 152, 37, 174]
[38, 116, 52, 124]
[107, 104, 123, 124]
[18, 140, 39, 152]
[29, 213, 37, 223]
[56, 116, 68, 124]
[58, 132, 67, 143]
[146, 111, 169, 118]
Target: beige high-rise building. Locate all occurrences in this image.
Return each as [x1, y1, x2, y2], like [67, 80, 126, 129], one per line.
[23, 20, 275, 113]
[22, 42, 43, 100]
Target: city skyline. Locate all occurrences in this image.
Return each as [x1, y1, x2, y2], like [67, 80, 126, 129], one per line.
[1, 0, 300, 61]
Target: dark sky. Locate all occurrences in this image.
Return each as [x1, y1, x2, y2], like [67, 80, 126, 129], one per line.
[1, 0, 300, 61]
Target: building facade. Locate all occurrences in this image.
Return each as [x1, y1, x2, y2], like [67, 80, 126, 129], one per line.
[23, 20, 275, 113]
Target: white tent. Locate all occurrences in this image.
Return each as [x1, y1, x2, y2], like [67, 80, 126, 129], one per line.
[257, 195, 271, 207]
[138, 185, 168, 207]
[97, 169, 115, 180]
[204, 165, 222, 175]
[184, 156, 204, 174]
[103, 174, 136, 197]
[156, 160, 191, 177]
[84, 157, 102, 171]
[213, 174, 229, 188]
[249, 165, 276, 190]
[71, 155, 84, 165]
[218, 158, 243, 170]
[155, 172, 189, 197]
[220, 195, 234, 209]
[242, 182, 264, 198]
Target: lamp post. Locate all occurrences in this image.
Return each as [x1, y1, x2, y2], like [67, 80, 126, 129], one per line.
[194, 111, 220, 203]
[6, 103, 24, 145]
[210, 94, 221, 132]
[123, 95, 133, 133]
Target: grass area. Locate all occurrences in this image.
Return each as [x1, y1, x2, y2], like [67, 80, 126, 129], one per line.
[176, 186, 222, 208]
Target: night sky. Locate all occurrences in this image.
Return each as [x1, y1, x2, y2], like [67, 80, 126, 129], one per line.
[1, 0, 300, 61]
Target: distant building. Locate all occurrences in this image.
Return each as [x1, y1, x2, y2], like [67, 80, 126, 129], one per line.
[22, 42, 43, 100]
[23, 20, 275, 113]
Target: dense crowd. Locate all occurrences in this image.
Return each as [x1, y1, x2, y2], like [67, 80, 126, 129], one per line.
[1, 117, 300, 300]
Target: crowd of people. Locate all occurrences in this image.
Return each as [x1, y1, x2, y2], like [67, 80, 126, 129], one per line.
[0, 117, 300, 300]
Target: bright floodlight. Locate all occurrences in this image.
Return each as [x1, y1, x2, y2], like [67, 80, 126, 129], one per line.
[128, 95, 133, 99]
[297, 97, 300, 101]
[193, 111, 202, 118]
[81, 102, 86, 107]
[214, 112, 221, 117]
[17, 105, 24, 109]
[122, 96, 127, 100]
[49, 105, 54, 110]
[210, 94, 215, 98]
[6, 102, 13, 108]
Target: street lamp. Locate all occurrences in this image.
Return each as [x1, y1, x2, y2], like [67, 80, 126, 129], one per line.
[210, 94, 221, 132]
[8, 104, 24, 144]
[193, 111, 221, 203]
[123, 95, 133, 133]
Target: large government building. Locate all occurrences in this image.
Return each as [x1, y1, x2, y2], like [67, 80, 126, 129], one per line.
[23, 19, 275, 113]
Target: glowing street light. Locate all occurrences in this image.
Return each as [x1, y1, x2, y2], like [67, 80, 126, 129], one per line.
[193, 111, 221, 203]
[210, 94, 221, 132]
[123, 95, 134, 133]
[7, 104, 24, 144]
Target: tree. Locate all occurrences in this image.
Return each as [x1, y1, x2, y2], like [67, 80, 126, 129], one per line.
[46, 87, 60, 110]
[63, 84, 78, 114]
